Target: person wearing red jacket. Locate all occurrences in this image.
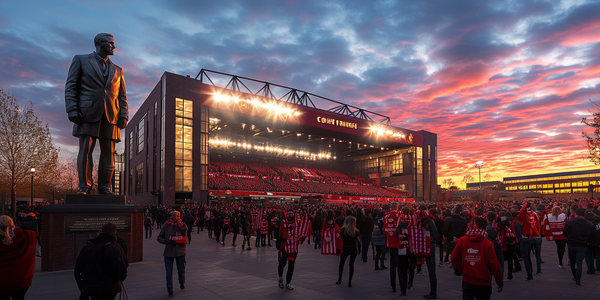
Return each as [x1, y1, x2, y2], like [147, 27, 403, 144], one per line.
[516, 200, 543, 281]
[383, 202, 401, 292]
[0, 215, 37, 300]
[452, 217, 504, 300]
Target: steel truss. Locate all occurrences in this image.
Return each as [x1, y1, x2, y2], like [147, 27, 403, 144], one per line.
[196, 69, 391, 125]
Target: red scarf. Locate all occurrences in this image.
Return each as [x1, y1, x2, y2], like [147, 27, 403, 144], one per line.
[279, 215, 309, 259]
[408, 210, 433, 263]
[465, 229, 488, 239]
[383, 210, 400, 248]
[164, 218, 185, 229]
[321, 224, 342, 256]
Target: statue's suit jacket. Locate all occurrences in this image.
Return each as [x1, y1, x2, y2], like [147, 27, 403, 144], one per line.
[65, 53, 128, 134]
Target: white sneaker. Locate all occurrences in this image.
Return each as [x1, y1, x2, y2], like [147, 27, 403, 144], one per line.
[278, 279, 284, 289]
[557, 265, 565, 269]
[286, 283, 294, 290]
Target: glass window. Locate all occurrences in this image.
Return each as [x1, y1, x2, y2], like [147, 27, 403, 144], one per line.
[175, 98, 193, 192]
[137, 115, 145, 153]
[136, 162, 144, 195]
[129, 131, 134, 159]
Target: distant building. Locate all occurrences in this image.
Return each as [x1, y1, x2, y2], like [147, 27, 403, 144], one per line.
[503, 169, 600, 199]
[466, 181, 503, 190]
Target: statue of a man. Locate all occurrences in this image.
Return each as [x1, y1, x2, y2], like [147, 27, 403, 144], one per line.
[65, 33, 128, 195]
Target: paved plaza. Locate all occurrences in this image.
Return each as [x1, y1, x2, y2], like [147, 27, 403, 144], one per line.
[27, 229, 600, 299]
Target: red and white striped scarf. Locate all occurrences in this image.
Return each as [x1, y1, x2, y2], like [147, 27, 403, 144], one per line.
[279, 215, 310, 257]
[465, 229, 488, 239]
[321, 224, 342, 256]
[251, 209, 264, 230]
[296, 213, 311, 237]
[408, 210, 432, 260]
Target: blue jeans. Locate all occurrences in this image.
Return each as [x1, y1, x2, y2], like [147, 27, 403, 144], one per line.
[424, 244, 437, 297]
[164, 256, 186, 292]
[569, 246, 587, 283]
[586, 246, 600, 273]
[521, 237, 542, 279]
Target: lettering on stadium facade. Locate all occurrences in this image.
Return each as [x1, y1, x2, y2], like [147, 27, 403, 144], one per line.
[316, 116, 358, 130]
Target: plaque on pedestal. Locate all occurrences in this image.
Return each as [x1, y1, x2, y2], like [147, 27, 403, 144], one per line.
[40, 204, 144, 272]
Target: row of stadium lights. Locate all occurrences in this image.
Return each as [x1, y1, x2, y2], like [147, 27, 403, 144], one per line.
[209, 139, 336, 160]
[213, 93, 407, 142]
[212, 93, 302, 117]
[369, 125, 407, 139]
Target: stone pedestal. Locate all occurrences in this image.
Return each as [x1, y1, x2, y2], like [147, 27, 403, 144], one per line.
[40, 202, 143, 272]
[65, 194, 126, 204]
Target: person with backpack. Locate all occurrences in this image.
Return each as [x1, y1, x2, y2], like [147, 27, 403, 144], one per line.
[74, 222, 128, 300]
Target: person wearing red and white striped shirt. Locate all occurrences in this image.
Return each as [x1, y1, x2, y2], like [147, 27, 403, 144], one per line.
[275, 209, 309, 290]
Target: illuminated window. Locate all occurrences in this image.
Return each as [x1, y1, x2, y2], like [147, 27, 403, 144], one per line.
[129, 131, 134, 159]
[175, 98, 193, 191]
[137, 115, 145, 153]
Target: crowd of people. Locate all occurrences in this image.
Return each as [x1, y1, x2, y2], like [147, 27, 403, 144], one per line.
[2, 196, 599, 299]
[138, 197, 600, 299]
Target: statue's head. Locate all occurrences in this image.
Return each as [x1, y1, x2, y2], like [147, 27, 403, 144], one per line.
[94, 33, 115, 56]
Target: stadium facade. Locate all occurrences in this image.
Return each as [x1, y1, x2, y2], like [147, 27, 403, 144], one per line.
[124, 71, 437, 206]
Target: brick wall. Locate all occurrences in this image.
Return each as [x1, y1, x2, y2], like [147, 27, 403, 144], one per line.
[40, 204, 143, 272]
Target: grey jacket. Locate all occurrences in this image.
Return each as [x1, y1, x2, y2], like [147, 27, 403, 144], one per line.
[157, 222, 188, 257]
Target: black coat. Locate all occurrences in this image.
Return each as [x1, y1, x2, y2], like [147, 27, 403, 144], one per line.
[442, 213, 468, 243]
[563, 217, 594, 248]
[74, 233, 127, 296]
[359, 215, 374, 238]
[312, 215, 324, 232]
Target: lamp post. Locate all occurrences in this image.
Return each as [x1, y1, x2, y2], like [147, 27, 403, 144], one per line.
[30, 168, 36, 209]
[475, 161, 484, 203]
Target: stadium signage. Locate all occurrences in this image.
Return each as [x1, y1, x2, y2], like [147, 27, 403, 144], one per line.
[316, 116, 358, 130]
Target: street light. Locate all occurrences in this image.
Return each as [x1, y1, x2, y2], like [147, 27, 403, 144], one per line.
[30, 168, 36, 209]
[475, 161, 484, 203]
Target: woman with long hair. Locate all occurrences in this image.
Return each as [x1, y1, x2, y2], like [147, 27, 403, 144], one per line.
[336, 216, 360, 287]
[0, 215, 38, 300]
[543, 206, 567, 269]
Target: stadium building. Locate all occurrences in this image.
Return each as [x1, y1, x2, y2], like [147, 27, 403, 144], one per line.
[124, 70, 437, 206]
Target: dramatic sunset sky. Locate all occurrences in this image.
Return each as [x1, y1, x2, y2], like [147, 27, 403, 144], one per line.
[1, 0, 600, 188]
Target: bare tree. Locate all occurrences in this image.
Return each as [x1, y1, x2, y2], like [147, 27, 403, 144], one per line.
[461, 174, 475, 189]
[582, 93, 600, 164]
[0, 89, 59, 219]
[484, 174, 492, 182]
